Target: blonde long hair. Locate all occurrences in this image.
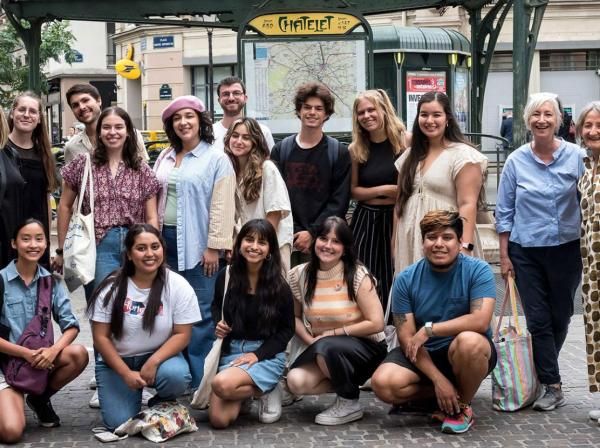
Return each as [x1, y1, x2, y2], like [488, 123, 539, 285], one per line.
[350, 89, 408, 163]
[0, 108, 9, 148]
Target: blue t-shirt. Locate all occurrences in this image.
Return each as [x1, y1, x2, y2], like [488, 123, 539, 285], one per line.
[392, 254, 496, 351]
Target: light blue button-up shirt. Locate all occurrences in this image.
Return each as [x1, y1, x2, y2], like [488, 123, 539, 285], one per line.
[496, 140, 585, 247]
[0, 261, 80, 344]
[154, 141, 236, 271]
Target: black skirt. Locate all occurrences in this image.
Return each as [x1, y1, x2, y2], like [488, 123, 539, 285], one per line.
[291, 335, 387, 399]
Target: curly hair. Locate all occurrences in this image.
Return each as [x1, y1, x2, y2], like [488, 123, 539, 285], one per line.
[93, 106, 141, 170]
[294, 82, 335, 119]
[224, 117, 270, 203]
[350, 89, 408, 163]
[395, 91, 476, 218]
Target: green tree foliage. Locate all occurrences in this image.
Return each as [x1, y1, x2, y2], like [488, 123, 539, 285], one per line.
[0, 19, 76, 107]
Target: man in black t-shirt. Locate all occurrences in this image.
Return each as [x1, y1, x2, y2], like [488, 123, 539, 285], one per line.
[271, 82, 351, 267]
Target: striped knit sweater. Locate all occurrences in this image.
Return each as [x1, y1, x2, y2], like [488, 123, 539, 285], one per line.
[288, 261, 385, 342]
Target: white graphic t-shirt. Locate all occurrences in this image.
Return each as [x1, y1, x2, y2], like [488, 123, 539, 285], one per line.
[91, 270, 201, 357]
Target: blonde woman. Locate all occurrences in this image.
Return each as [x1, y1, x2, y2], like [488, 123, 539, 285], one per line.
[350, 89, 410, 310]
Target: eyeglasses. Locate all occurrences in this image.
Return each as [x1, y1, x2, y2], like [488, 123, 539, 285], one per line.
[220, 91, 244, 98]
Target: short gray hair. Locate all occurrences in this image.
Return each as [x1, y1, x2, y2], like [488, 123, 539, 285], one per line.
[523, 92, 562, 131]
[576, 101, 600, 147]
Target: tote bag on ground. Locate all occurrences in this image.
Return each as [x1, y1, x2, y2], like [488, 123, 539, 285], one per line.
[491, 277, 541, 411]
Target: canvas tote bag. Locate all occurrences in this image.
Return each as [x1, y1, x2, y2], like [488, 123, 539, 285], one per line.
[491, 277, 541, 411]
[191, 266, 230, 409]
[63, 153, 96, 292]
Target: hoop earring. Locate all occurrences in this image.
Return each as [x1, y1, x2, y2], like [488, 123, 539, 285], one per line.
[266, 254, 272, 260]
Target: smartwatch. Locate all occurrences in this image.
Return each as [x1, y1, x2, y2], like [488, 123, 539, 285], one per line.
[461, 242, 474, 251]
[424, 321, 434, 337]
[55, 248, 64, 256]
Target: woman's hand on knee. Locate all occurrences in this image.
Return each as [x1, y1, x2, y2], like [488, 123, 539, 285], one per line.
[121, 369, 147, 390]
[229, 352, 258, 368]
[140, 360, 159, 386]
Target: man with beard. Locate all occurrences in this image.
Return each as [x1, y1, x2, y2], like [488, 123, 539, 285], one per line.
[64, 84, 148, 163]
[212, 76, 275, 152]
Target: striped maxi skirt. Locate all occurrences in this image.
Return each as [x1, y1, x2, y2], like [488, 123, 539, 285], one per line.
[350, 202, 394, 318]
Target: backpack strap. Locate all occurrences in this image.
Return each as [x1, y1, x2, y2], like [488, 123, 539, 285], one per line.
[36, 275, 53, 314]
[278, 135, 297, 173]
[325, 136, 341, 170]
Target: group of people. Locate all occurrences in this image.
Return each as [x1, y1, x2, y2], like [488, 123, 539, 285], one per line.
[0, 75, 598, 443]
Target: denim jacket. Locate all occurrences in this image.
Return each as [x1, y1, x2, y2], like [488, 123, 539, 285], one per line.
[0, 261, 80, 344]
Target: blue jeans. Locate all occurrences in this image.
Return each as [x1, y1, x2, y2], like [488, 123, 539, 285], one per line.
[84, 226, 127, 299]
[95, 352, 191, 430]
[162, 225, 220, 388]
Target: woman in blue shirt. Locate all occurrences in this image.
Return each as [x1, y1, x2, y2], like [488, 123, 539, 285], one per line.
[496, 92, 585, 412]
[0, 219, 88, 443]
[153, 96, 236, 389]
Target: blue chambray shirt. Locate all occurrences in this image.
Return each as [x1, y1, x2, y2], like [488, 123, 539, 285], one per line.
[496, 140, 585, 247]
[154, 141, 235, 271]
[0, 261, 80, 344]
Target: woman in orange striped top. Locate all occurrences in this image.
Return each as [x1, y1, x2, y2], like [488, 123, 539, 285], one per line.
[286, 216, 386, 426]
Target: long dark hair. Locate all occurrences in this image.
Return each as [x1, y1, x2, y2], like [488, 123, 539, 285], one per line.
[93, 106, 141, 170]
[87, 224, 167, 339]
[226, 219, 287, 331]
[303, 217, 373, 306]
[8, 92, 57, 190]
[164, 110, 214, 153]
[395, 91, 475, 217]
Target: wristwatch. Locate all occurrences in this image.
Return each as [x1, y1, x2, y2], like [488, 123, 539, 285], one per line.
[461, 242, 474, 251]
[424, 321, 434, 337]
[55, 248, 63, 256]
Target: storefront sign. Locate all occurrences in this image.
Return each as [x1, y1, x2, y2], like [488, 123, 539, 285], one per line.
[249, 13, 361, 36]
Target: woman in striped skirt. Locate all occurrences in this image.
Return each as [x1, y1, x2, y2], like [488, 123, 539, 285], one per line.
[349, 90, 410, 313]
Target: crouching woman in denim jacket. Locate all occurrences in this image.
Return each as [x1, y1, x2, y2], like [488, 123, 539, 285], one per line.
[0, 219, 88, 443]
[88, 224, 201, 430]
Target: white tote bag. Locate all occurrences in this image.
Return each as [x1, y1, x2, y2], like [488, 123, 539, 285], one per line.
[63, 153, 96, 292]
[191, 267, 230, 409]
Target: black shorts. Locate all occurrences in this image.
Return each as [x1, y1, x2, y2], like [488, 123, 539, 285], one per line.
[383, 336, 497, 385]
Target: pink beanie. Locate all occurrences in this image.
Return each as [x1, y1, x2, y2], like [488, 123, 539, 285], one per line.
[161, 95, 206, 123]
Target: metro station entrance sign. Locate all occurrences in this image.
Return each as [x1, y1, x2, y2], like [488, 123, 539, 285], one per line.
[239, 11, 373, 135]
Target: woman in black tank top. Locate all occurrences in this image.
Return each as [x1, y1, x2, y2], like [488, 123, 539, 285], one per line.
[349, 90, 411, 316]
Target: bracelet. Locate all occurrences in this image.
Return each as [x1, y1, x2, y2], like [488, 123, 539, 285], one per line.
[55, 248, 63, 256]
[343, 326, 349, 336]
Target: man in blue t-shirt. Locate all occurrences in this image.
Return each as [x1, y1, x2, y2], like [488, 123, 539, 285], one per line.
[372, 210, 496, 435]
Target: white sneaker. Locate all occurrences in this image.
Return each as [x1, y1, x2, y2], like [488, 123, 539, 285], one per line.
[142, 388, 156, 406]
[89, 391, 100, 409]
[315, 396, 363, 426]
[88, 376, 97, 390]
[589, 409, 600, 421]
[258, 385, 282, 424]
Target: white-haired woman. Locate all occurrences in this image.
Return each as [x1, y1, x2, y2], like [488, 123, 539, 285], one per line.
[496, 92, 585, 412]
